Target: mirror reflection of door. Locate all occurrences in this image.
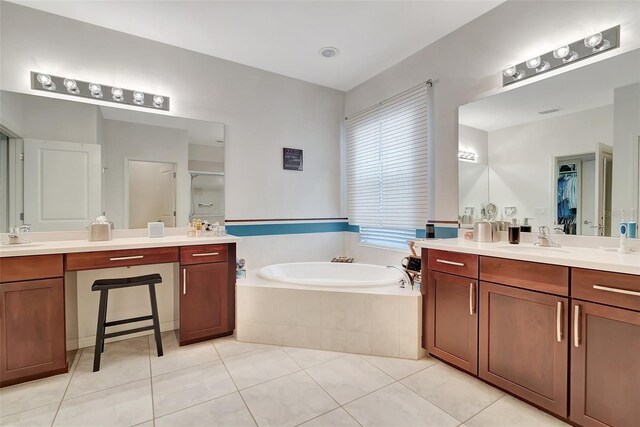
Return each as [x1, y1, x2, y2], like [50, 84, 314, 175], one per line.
[0, 133, 9, 232]
[128, 160, 176, 229]
[597, 144, 613, 236]
[190, 172, 225, 225]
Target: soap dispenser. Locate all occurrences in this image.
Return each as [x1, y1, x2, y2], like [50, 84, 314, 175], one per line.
[520, 218, 533, 233]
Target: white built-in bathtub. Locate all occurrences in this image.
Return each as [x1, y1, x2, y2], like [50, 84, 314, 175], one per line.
[236, 262, 425, 359]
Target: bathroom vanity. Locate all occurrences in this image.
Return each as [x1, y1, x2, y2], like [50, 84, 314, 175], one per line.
[0, 235, 238, 387]
[417, 239, 640, 426]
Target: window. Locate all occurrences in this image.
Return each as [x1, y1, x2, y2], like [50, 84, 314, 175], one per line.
[346, 82, 431, 249]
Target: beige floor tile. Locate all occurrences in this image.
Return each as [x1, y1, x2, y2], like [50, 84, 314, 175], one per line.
[240, 371, 338, 427]
[224, 348, 300, 389]
[305, 354, 393, 405]
[345, 382, 459, 427]
[300, 408, 360, 427]
[0, 373, 71, 417]
[54, 379, 153, 427]
[149, 331, 219, 376]
[213, 337, 276, 359]
[154, 392, 256, 427]
[65, 337, 150, 399]
[466, 395, 569, 427]
[361, 354, 437, 380]
[0, 403, 58, 427]
[152, 359, 237, 418]
[401, 363, 504, 422]
[282, 347, 345, 369]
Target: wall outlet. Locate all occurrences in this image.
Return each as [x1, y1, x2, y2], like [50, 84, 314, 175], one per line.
[504, 206, 517, 216]
[534, 207, 547, 215]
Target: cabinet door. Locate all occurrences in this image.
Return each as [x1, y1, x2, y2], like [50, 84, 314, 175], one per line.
[427, 270, 478, 374]
[571, 301, 640, 427]
[0, 278, 66, 386]
[479, 282, 568, 417]
[179, 262, 229, 344]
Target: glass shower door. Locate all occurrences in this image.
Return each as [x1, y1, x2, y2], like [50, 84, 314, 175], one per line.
[190, 172, 225, 225]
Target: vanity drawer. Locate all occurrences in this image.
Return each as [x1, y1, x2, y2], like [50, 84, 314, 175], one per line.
[0, 255, 64, 283]
[180, 244, 228, 265]
[572, 268, 640, 311]
[428, 250, 478, 278]
[65, 247, 179, 271]
[480, 256, 569, 296]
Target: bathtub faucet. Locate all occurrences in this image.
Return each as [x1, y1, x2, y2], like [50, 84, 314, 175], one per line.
[387, 265, 414, 290]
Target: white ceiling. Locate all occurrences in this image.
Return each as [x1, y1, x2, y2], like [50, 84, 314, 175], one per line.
[459, 49, 640, 131]
[11, 0, 504, 91]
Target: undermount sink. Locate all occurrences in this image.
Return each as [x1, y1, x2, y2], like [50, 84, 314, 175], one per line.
[496, 243, 572, 254]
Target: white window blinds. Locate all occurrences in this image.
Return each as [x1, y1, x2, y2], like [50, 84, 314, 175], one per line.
[346, 82, 431, 229]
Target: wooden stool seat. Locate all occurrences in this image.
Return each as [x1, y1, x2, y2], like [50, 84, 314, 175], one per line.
[91, 273, 163, 372]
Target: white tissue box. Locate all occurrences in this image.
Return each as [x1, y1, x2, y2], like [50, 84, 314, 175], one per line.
[147, 222, 165, 238]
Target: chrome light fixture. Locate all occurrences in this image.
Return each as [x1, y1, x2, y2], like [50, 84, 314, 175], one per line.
[502, 25, 619, 86]
[458, 150, 477, 162]
[30, 72, 170, 111]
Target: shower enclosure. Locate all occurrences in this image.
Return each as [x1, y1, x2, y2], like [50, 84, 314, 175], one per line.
[190, 172, 225, 225]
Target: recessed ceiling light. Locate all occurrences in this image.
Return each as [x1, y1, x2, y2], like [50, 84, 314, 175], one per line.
[319, 47, 339, 58]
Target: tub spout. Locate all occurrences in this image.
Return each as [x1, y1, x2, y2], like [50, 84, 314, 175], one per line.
[387, 265, 413, 290]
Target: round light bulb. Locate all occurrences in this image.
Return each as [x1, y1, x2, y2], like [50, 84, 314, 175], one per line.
[88, 83, 103, 98]
[525, 56, 542, 69]
[63, 79, 79, 94]
[152, 94, 164, 108]
[502, 66, 517, 77]
[133, 91, 145, 105]
[111, 87, 124, 101]
[584, 33, 603, 48]
[553, 45, 570, 59]
[37, 73, 55, 90]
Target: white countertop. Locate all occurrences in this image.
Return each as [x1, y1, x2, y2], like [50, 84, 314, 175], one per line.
[415, 239, 640, 275]
[0, 234, 240, 257]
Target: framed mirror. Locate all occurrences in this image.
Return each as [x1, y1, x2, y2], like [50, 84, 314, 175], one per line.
[0, 90, 225, 231]
[458, 49, 640, 236]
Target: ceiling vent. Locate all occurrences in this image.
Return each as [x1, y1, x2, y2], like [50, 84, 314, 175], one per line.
[538, 107, 563, 115]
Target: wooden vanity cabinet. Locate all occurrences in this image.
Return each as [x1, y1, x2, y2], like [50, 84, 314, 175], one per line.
[0, 255, 67, 387]
[423, 248, 479, 374]
[570, 269, 640, 427]
[179, 244, 236, 345]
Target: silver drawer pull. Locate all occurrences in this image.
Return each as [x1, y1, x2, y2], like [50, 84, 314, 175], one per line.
[109, 255, 144, 261]
[183, 268, 187, 295]
[469, 283, 475, 315]
[574, 305, 581, 348]
[436, 259, 465, 267]
[192, 252, 219, 257]
[556, 301, 563, 342]
[593, 285, 640, 297]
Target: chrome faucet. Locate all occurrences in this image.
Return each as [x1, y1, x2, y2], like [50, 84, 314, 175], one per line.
[535, 226, 561, 247]
[387, 265, 414, 290]
[6, 224, 31, 244]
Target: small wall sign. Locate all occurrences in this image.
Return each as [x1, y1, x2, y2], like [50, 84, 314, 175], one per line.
[283, 148, 303, 171]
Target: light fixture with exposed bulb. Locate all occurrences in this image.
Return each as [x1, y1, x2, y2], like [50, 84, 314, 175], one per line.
[30, 71, 170, 111]
[501, 25, 619, 86]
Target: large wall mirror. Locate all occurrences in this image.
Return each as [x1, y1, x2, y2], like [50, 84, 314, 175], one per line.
[458, 49, 640, 236]
[0, 91, 225, 232]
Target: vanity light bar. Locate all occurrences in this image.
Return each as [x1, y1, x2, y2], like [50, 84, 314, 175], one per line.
[502, 25, 619, 86]
[458, 150, 477, 162]
[30, 72, 170, 111]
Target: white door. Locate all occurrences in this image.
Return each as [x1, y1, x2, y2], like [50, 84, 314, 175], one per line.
[596, 143, 613, 236]
[23, 139, 101, 231]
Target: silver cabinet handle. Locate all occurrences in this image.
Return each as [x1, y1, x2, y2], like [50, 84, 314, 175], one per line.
[556, 301, 563, 342]
[593, 285, 640, 297]
[469, 283, 475, 315]
[109, 255, 144, 261]
[192, 252, 219, 257]
[183, 268, 187, 295]
[573, 305, 581, 347]
[436, 259, 464, 267]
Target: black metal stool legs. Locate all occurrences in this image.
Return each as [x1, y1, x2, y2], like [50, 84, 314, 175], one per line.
[148, 284, 163, 357]
[93, 289, 109, 372]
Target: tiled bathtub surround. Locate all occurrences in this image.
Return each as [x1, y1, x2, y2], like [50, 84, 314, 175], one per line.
[236, 274, 424, 359]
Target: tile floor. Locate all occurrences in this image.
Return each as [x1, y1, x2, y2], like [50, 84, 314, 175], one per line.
[0, 332, 569, 427]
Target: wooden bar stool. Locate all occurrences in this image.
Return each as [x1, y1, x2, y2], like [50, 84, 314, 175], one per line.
[91, 273, 163, 372]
